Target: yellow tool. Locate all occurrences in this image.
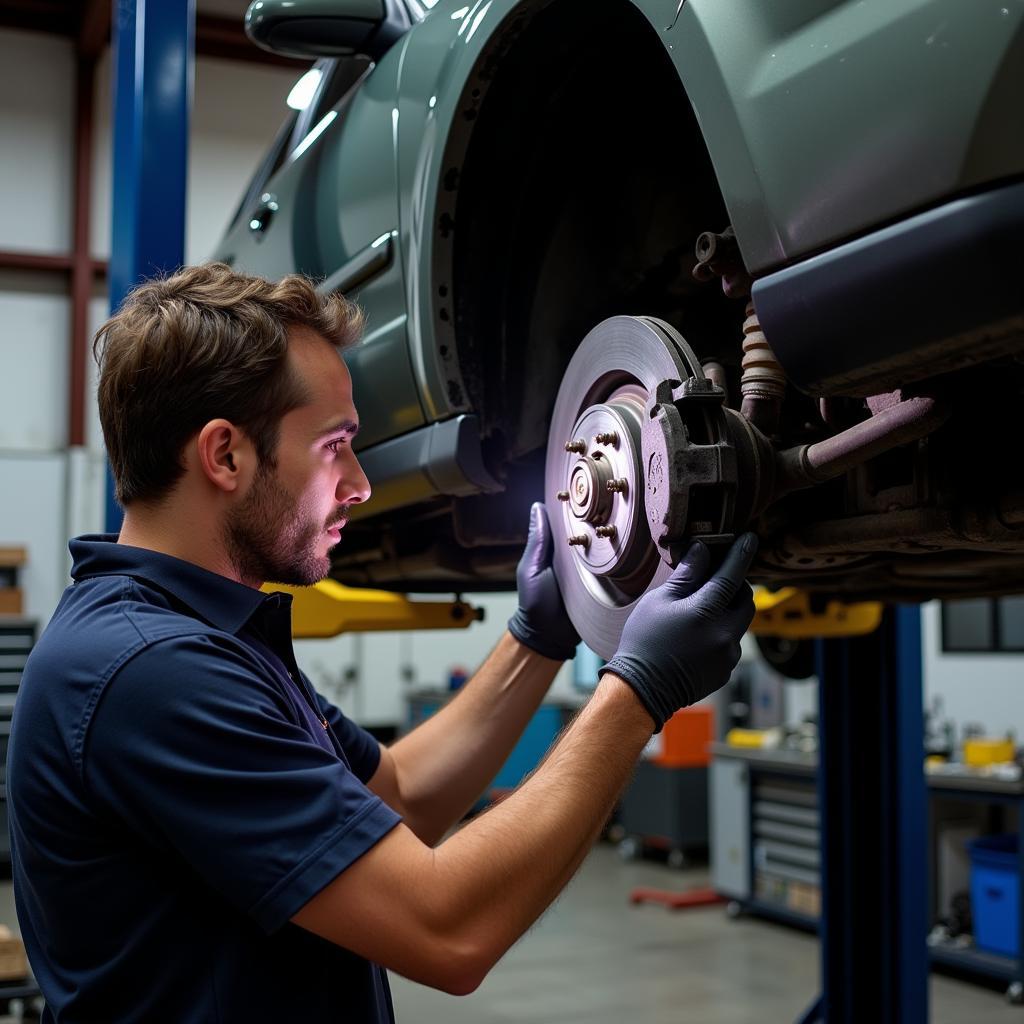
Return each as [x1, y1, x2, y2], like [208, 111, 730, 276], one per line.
[963, 738, 1016, 766]
[263, 579, 485, 639]
[750, 587, 882, 639]
[725, 727, 778, 749]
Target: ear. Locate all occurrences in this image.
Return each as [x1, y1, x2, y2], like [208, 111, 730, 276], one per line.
[195, 419, 254, 494]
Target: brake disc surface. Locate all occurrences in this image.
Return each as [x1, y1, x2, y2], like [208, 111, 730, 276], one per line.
[545, 316, 709, 659]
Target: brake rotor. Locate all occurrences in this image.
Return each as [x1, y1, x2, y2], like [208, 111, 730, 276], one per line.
[545, 316, 728, 659]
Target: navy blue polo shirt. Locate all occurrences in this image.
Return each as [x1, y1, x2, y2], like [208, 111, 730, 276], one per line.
[7, 535, 402, 1023]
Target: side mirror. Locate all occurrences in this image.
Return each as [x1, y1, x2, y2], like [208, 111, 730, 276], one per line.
[245, 0, 414, 62]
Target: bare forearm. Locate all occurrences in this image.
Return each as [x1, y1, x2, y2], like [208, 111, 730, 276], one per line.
[431, 673, 652, 974]
[387, 631, 563, 842]
[293, 673, 655, 993]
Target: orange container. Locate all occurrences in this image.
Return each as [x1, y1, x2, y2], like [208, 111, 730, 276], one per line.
[647, 706, 714, 768]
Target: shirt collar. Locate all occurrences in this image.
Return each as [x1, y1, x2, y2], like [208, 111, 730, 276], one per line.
[68, 534, 289, 635]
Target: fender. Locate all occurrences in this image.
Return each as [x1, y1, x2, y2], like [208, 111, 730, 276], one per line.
[394, 0, 1024, 420]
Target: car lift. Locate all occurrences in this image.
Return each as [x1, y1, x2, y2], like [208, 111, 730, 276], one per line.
[267, 580, 484, 639]
[110, 5, 929, 1019]
[631, 591, 927, 1023]
[750, 594, 928, 1023]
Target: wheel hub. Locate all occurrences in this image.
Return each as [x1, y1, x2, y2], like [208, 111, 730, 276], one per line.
[556, 398, 649, 580]
[546, 316, 775, 657]
[546, 316, 731, 658]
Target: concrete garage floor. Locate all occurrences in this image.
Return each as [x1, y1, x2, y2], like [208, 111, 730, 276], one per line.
[0, 845, 1016, 1022]
[392, 843, 1020, 1024]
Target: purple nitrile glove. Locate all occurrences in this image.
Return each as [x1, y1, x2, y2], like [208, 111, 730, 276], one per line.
[507, 502, 581, 661]
[602, 533, 758, 731]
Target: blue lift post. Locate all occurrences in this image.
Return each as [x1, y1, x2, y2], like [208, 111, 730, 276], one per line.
[105, 0, 195, 533]
[805, 605, 929, 1023]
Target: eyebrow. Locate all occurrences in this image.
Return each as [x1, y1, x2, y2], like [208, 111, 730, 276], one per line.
[316, 418, 360, 440]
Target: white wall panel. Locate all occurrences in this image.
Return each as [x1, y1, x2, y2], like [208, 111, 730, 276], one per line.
[293, 591, 579, 731]
[923, 600, 1024, 740]
[89, 50, 111, 262]
[91, 51, 297, 263]
[0, 271, 68, 450]
[85, 291, 111, 454]
[66, 446, 107, 541]
[0, 453, 68, 625]
[0, 31, 74, 254]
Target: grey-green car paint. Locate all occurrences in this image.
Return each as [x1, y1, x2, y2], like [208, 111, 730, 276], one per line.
[245, 0, 388, 56]
[216, 0, 1023, 444]
[218, 35, 426, 449]
[250, 0, 386, 20]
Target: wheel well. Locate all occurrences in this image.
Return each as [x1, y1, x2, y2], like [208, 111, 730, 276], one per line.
[435, 0, 736, 477]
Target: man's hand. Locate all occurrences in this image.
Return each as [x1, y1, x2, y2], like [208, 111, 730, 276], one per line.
[602, 533, 758, 731]
[507, 502, 580, 661]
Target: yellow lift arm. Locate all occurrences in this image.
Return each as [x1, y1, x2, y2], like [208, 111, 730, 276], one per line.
[264, 579, 485, 639]
[750, 586, 882, 639]
[267, 580, 877, 642]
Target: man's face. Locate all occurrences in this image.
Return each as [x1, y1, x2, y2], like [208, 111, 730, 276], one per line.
[225, 328, 371, 586]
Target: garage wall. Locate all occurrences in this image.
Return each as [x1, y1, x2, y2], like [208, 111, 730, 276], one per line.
[0, 27, 299, 628]
[90, 50, 299, 265]
[0, 31, 74, 255]
[297, 592, 580, 730]
[923, 601, 1024, 742]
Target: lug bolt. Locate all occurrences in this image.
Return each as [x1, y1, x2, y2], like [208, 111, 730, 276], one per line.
[595, 525, 617, 540]
[606, 478, 628, 494]
[567, 534, 590, 548]
[564, 439, 586, 454]
[595, 431, 619, 446]
[556, 490, 570, 502]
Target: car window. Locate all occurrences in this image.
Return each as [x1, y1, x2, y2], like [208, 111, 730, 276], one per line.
[227, 57, 373, 236]
[291, 57, 372, 147]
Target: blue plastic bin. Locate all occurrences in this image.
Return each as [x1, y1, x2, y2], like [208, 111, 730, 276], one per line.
[968, 833, 1020, 958]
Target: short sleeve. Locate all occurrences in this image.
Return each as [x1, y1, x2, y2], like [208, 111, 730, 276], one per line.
[85, 632, 401, 934]
[312, 686, 382, 784]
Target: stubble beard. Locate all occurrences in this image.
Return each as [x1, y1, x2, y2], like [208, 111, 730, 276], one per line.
[225, 463, 333, 587]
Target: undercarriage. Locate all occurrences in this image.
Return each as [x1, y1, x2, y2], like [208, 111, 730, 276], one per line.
[333, 181, 1024, 655]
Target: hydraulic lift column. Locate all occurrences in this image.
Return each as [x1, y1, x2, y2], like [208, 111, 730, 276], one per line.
[807, 606, 929, 1023]
[105, 0, 194, 532]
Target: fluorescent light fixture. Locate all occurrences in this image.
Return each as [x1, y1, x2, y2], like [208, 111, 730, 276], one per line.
[287, 68, 322, 111]
[291, 110, 337, 161]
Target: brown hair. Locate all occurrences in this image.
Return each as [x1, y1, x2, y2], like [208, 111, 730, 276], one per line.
[94, 262, 363, 506]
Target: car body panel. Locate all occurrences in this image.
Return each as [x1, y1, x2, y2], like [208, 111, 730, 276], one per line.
[394, 0, 498, 423]
[376, 0, 1024, 423]
[215, 42, 425, 449]
[671, 0, 1024, 273]
[216, 0, 1024, 594]
[221, 0, 1024, 433]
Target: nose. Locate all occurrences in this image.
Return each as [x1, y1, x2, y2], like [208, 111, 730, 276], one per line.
[338, 450, 371, 506]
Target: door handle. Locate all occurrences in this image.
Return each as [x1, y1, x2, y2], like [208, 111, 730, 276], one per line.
[248, 192, 279, 238]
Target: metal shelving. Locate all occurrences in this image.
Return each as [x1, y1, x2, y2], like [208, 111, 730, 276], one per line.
[713, 744, 1024, 1005]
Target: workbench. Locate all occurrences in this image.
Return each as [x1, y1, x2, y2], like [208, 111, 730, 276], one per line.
[710, 743, 1024, 1002]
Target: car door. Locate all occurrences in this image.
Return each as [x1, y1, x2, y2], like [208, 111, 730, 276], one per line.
[213, 53, 425, 451]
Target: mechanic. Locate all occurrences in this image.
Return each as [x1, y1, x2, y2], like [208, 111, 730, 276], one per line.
[7, 263, 756, 1022]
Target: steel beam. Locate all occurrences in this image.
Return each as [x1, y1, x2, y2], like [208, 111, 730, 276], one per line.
[69, 53, 95, 448]
[105, 0, 194, 531]
[814, 606, 928, 1022]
